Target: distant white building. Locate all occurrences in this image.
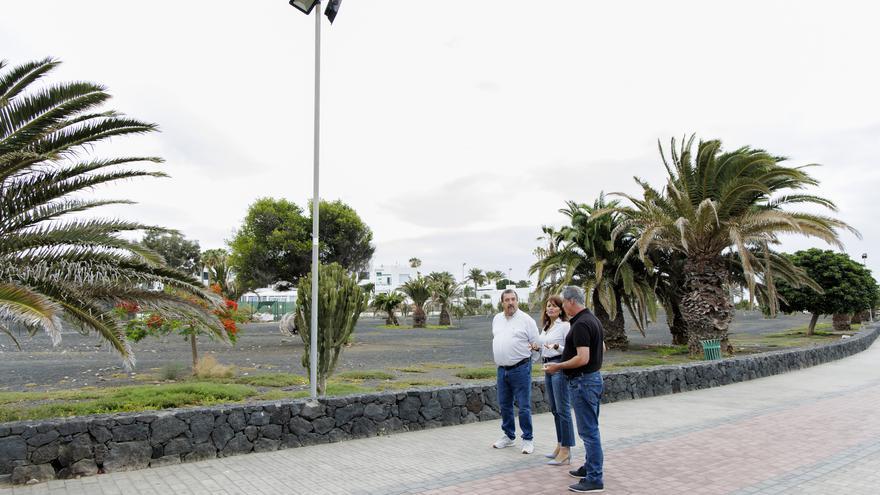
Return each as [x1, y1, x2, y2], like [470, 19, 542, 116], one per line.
[239, 287, 298, 304]
[362, 263, 418, 295]
[476, 286, 532, 308]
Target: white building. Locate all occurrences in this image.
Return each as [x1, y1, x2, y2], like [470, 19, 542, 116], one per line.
[362, 263, 418, 295]
[475, 286, 532, 308]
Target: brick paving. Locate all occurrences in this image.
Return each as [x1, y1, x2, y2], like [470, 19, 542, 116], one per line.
[3, 336, 879, 495]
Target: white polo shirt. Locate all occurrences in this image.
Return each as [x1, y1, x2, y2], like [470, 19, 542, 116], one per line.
[491, 310, 540, 367]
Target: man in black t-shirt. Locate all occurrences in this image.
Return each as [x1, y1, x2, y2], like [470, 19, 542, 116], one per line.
[543, 286, 605, 493]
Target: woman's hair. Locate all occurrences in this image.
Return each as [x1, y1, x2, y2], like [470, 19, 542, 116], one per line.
[541, 295, 568, 330]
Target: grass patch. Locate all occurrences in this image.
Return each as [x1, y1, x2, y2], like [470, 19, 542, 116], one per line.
[256, 389, 303, 401]
[159, 363, 190, 381]
[389, 366, 427, 374]
[649, 345, 690, 357]
[235, 373, 308, 388]
[335, 370, 395, 381]
[421, 362, 466, 370]
[288, 382, 373, 398]
[375, 379, 447, 391]
[454, 367, 496, 380]
[0, 382, 257, 422]
[766, 323, 835, 337]
[0, 388, 107, 405]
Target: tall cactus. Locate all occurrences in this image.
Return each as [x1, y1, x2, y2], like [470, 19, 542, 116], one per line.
[295, 263, 366, 394]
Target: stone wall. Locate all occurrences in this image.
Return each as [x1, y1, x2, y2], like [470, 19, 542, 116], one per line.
[2, 324, 877, 484]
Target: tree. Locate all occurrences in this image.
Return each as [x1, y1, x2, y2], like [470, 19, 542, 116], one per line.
[485, 270, 505, 287]
[0, 58, 225, 367]
[496, 278, 514, 290]
[318, 200, 375, 274]
[141, 231, 201, 274]
[202, 248, 236, 299]
[400, 276, 432, 328]
[428, 271, 459, 326]
[531, 196, 657, 349]
[409, 257, 421, 270]
[229, 198, 374, 292]
[515, 280, 531, 288]
[615, 136, 856, 355]
[295, 263, 366, 394]
[776, 249, 878, 334]
[371, 291, 405, 325]
[467, 267, 486, 296]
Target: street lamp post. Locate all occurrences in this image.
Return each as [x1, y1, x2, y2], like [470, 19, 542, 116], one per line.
[288, 0, 341, 399]
[863, 253, 873, 322]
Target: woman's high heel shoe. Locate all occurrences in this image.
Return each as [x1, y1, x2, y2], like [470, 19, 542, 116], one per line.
[544, 443, 561, 459]
[547, 447, 571, 466]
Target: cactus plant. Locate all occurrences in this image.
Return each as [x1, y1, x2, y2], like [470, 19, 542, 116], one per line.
[295, 263, 367, 394]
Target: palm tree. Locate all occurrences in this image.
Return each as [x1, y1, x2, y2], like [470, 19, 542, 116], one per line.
[466, 267, 486, 297]
[485, 270, 505, 289]
[531, 196, 657, 349]
[427, 271, 459, 326]
[614, 136, 856, 355]
[370, 292, 404, 325]
[202, 248, 236, 298]
[400, 276, 432, 328]
[0, 58, 225, 367]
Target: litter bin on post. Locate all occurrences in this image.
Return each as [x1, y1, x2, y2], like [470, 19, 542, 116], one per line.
[700, 339, 721, 360]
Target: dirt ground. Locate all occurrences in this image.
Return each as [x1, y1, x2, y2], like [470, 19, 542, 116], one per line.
[0, 310, 820, 393]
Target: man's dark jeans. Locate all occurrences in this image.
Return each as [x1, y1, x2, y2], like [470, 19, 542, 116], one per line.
[496, 359, 533, 440]
[568, 371, 604, 485]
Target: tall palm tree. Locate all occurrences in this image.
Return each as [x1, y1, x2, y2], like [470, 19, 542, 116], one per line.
[485, 270, 505, 289]
[400, 276, 432, 328]
[427, 271, 459, 326]
[0, 58, 225, 367]
[466, 267, 486, 297]
[614, 136, 856, 354]
[202, 248, 236, 298]
[531, 196, 657, 349]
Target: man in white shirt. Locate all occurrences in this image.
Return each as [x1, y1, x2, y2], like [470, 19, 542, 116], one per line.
[491, 289, 540, 454]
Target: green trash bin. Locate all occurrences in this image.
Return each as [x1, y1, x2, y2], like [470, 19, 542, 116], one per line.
[700, 339, 721, 360]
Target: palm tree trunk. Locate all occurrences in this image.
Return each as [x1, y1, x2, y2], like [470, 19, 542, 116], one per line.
[681, 255, 733, 356]
[670, 298, 688, 346]
[189, 333, 198, 371]
[413, 306, 426, 328]
[593, 290, 628, 350]
[807, 312, 819, 336]
[832, 313, 851, 331]
[439, 303, 450, 326]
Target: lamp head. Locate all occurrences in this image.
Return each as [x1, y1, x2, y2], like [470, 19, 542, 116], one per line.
[289, 0, 319, 15]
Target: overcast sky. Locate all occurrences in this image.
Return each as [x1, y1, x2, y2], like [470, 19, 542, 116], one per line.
[2, 1, 878, 281]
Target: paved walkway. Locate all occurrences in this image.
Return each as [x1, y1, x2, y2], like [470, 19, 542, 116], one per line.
[3, 337, 879, 495]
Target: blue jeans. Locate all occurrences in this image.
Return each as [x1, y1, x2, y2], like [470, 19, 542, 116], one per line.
[569, 371, 604, 484]
[545, 368, 575, 446]
[496, 359, 533, 440]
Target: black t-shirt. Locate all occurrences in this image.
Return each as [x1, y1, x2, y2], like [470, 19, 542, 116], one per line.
[562, 308, 604, 376]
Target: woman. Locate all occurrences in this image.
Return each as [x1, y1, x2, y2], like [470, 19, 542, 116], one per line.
[537, 295, 575, 465]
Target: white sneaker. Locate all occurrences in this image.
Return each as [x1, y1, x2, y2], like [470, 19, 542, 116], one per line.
[493, 436, 516, 449]
[521, 439, 535, 454]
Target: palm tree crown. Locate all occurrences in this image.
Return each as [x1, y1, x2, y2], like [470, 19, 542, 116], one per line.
[0, 58, 225, 367]
[613, 136, 856, 352]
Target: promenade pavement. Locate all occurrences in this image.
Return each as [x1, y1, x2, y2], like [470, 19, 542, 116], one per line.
[3, 335, 879, 495]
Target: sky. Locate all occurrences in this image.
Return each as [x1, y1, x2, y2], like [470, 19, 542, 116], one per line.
[2, 0, 879, 281]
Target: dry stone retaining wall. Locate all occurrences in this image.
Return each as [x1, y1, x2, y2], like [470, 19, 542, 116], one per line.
[2, 324, 876, 484]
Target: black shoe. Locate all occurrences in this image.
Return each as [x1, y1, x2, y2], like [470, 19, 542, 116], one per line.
[569, 480, 604, 492]
[568, 466, 586, 479]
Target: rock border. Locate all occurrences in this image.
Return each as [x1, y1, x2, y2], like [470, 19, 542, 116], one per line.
[2, 324, 877, 484]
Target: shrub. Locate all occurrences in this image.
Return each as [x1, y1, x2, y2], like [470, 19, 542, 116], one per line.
[194, 355, 235, 379]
